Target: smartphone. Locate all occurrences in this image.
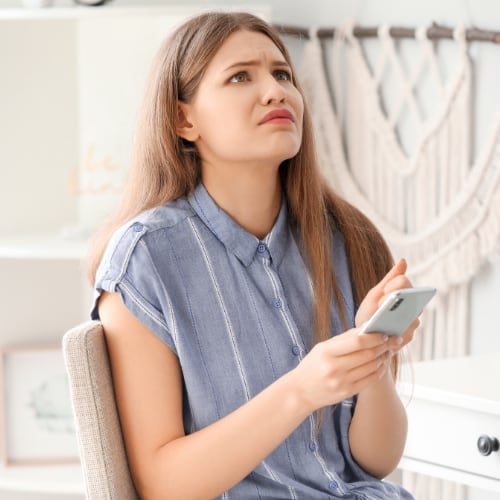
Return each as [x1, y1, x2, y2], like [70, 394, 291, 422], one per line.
[358, 286, 437, 336]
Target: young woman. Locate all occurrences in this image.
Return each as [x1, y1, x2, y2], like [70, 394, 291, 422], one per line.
[89, 11, 416, 499]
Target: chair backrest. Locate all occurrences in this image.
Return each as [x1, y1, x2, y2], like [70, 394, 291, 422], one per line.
[63, 320, 139, 500]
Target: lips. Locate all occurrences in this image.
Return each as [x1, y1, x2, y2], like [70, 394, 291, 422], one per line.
[259, 109, 295, 125]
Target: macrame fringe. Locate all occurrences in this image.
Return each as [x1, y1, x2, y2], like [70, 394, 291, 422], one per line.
[299, 30, 500, 314]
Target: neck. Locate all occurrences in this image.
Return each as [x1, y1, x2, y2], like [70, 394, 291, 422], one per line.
[201, 163, 282, 240]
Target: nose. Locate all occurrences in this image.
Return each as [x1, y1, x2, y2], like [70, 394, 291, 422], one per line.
[260, 74, 287, 105]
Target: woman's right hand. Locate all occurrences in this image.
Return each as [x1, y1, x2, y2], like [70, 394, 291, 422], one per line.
[291, 329, 393, 412]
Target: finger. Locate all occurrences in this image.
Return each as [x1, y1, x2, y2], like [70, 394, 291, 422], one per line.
[387, 318, 420, 351]
[382, 275, 413, 296]
[345, 351, 391, 391]
[362, 259, 407, 307]
[325, 329, 388, 357]
[387, 335, 404, 351]
[401, 318, 420, 344]
[377, 258, 407, 289]
[353, 358, 392, 394]
[334, 341, 392, 372]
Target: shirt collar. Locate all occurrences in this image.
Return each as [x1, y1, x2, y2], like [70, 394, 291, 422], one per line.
[188, 183, 291, 267]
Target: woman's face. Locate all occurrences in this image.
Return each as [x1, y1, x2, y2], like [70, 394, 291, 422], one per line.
[178, 29, 304, 170]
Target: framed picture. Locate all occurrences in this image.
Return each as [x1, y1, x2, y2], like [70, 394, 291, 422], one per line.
[0, 346, 79, 465]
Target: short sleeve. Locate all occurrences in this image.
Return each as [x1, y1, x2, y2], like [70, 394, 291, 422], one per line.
[91, 221, 178, 355]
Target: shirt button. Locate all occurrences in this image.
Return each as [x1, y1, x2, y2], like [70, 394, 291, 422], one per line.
[257, 243, 266, 254]
[133, 222, 143, 232]
[328, 480, 338, 490]
[273, 298, 282, 309]
[308, 441, 316, 452]
[291, 345, 300, 356]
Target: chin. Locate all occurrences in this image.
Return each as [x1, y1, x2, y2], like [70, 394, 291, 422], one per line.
[269, 138, 301, 160]
[280, 145, 302, 162]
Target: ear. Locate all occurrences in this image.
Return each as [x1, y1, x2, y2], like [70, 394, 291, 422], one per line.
[177, 102, 199, 142]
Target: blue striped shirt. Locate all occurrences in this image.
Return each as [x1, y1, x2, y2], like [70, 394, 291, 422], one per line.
[92, 182, 413, 499]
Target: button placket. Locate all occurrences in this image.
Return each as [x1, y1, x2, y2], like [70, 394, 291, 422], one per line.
[262, 259, 305, 364]
[328, 480, 338, 490]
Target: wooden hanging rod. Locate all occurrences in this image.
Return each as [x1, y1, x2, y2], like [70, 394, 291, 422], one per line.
[272, 22, 500, 44]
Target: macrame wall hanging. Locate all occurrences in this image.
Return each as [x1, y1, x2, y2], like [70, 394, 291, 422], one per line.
[294, 23, 500, 364]
[282, 22, 500, 500]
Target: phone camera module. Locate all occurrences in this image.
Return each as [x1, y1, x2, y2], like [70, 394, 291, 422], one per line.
[389, 297, 404, 311]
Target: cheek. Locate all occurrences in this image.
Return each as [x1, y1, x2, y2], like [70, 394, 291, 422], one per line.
[292, 90, 305, 127]
[199, 112, 245, 145]
[195, 105, 250, 158]
[197, 94, 246, 134]
[286, 88, 304, 139]
[197, 95, 254, 142]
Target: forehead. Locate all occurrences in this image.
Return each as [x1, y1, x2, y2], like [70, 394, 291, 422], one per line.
[208, 30, 286, 69]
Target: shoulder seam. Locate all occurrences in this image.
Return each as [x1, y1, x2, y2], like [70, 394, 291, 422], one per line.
[119, 280, 170, 333]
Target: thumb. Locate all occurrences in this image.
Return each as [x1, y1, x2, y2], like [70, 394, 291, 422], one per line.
[377, 258, 407, 290]
[360, 258, 406, 305]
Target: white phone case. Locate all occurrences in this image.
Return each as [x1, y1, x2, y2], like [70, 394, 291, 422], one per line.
[359, 286, 437, 336]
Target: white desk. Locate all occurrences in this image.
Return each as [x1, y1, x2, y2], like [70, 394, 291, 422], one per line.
[398, 354, 500, 492]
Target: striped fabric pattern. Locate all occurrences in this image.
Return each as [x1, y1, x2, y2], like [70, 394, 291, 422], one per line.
[92, 183, 413, 499]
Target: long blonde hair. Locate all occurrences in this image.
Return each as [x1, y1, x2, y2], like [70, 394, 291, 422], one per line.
[88, 11, 395, 362]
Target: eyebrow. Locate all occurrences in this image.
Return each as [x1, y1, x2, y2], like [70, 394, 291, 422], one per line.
[223, 60, 291, 72]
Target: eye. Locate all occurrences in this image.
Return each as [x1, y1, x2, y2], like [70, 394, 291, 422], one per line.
[229, 71, 249, 83]
[274, 69, 292, 81]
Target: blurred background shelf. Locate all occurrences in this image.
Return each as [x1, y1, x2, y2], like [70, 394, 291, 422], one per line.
[0, 236, 88, 260]
[0, 464, 84, 495]
[0, 5, 209, 20]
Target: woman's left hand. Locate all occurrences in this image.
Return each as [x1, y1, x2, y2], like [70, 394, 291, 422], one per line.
[355, 258, 418, 352]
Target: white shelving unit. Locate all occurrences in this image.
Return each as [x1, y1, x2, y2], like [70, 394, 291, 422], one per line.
[0, 237, 87, 261]
[0, 4, 270, 497]
[0, 464, 84, 495]
[0, 5, 203, 20]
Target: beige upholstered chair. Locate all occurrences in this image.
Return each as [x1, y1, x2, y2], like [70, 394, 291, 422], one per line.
[63, 320, 139, 500]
